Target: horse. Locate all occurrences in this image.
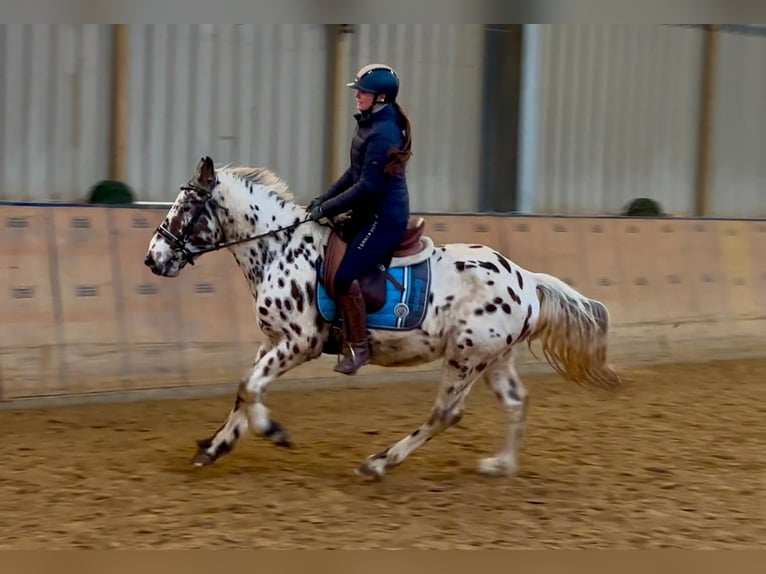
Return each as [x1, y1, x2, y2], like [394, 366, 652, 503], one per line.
[144, 156, 621, 481]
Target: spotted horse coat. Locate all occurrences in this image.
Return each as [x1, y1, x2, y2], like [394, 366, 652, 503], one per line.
[145, 156, 621, 481]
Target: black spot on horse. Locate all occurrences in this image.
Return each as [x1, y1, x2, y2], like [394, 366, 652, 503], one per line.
[371, 449, 390, 461]
[305, 281, 315, 304]
[516, 270, 524, 289]
[289, 323, 302, 336]
[478, 261, 500, 274]
[291, 280, 304, 313]
[484, 303, 497, 313]
[213, 439, 234, 459]
[507, 286, 522, 305]
[519, 304, 533, 340]
[494, 252, 512, 273]
[455, 261, 467, 272]
[275, 299, 283, 310]
[502, 303, 512, 314]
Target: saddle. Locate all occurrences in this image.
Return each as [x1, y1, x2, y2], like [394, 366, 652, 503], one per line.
[322, 215, 428, 313]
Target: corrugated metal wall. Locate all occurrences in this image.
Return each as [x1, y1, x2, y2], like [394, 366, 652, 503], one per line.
[533, 24, 704, 215]
[0, 24, 112, 202]
[711, 29, 766, 217]
[125, 24, 329, 203]
[336, 25, 485, 213]
[2, 24, 765, 218]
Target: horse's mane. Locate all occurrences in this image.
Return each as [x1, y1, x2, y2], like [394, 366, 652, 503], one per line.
[219, 165, 294, 202]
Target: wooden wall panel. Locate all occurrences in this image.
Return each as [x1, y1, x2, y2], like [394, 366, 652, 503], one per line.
[0, 207, 60, 398]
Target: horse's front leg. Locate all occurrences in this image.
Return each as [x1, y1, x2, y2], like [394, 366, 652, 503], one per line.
[192, 336, 314, 466]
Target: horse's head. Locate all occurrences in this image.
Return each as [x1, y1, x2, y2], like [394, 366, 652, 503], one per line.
[144, 156, 223, 277]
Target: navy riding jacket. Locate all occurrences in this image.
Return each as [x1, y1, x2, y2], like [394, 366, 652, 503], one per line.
[318, 104, 410, 225]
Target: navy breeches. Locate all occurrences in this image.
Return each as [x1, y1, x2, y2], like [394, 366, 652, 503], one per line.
[333, 216, 408, 295]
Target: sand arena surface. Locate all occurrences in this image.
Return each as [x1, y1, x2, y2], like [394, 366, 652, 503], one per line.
[0, 358, 764, 549]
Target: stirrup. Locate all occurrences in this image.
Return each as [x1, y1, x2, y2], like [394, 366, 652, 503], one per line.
[335, 342, 357, 364]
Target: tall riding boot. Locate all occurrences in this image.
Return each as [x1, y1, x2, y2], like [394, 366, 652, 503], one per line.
[334, 280, 371, 375]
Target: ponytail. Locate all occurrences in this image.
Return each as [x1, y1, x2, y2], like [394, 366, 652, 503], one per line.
[384, 102, 413, 176]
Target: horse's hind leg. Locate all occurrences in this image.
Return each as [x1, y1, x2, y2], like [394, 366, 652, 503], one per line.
[356, 346, 491, 481]
[478, 350, 528, 477]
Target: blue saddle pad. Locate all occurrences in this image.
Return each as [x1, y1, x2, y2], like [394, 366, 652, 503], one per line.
[316, 259, 431, 330]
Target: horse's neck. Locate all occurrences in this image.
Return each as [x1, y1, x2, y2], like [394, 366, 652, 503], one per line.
[222, 192, 303, 237]
[217, 180, 333, 296]
[227, 216, 330, 301]
[224, 210, 330, 300]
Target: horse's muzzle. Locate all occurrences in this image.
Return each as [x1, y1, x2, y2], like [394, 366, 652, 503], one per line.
[144, 253, 161, 275]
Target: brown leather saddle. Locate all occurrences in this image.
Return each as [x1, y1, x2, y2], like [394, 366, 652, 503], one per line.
[321, 215, 427, 313]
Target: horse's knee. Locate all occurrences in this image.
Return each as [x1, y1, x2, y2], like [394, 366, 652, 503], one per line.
[428, 405, 463, 429]
[236, 380, 261, 405]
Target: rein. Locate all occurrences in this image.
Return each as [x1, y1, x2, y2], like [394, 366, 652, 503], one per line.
[189, 217, 311, 257]
[155, 181, 314, 265]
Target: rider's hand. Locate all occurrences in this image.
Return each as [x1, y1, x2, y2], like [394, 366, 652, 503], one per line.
[309, 204, 324, 222]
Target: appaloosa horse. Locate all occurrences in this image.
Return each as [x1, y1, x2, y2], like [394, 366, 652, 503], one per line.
[144, 156, 620, 480]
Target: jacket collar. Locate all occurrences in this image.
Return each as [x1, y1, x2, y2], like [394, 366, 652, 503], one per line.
[354, 103, 395, 126]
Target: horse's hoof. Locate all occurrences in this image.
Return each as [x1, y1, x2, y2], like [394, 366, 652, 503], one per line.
[355, 460, 384, 482]
[274, 436, 294, 449]
[265, 421, 293, 448]
[191, 452, 215, 467]
[477, 456, 518, 478]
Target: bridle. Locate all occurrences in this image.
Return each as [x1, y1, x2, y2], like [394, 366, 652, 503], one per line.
[154, 180, 311, 266]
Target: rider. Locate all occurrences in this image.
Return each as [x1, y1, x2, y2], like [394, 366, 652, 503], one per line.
[308, 63, 413, 375]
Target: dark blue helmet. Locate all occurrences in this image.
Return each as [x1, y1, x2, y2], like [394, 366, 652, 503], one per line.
[346, 64, 400, 103]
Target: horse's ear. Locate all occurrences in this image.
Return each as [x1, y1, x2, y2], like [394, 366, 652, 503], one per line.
[196, 156, 216, 189]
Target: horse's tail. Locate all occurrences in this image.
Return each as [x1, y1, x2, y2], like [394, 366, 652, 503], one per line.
[528, 272, 621, 390]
